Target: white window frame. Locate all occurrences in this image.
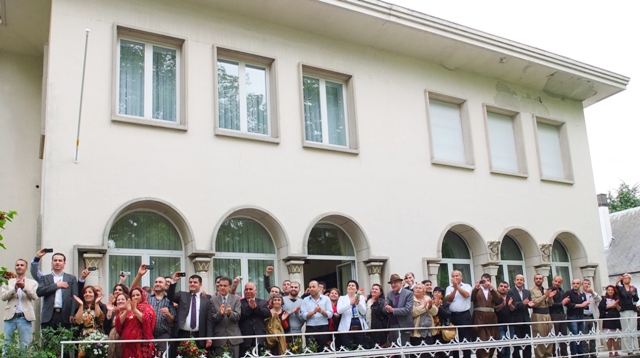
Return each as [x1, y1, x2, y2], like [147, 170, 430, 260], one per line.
[497, 235, 526, 287]
[107, 249, 184, 289]
[425, 91, 474, 169]
[214, 47, 279, 143]
[439, 233, 474, 287]
[112, 26, 186, 130]
[549, 240, 573, 291]
[534, 116, 574, 184]
[300, 64, 359, 154]
[484, 105, 528, 177]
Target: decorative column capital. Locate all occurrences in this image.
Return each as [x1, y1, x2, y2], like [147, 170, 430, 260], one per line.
[285, 260, 305, 275]
[82, 253, 104, 268]
[481, 264, 500, 277]
[539, 244, 553, 262]
[534, 264, 551, 277]
[192, 257, 211, 273]
[580, 264, 598, 279]
[365, 262, 384, 275]
[487, 241, 501, 261]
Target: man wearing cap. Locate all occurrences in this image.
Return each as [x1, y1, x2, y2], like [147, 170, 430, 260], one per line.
[384, 274, 414, 346]
[445, 270, 473, 358]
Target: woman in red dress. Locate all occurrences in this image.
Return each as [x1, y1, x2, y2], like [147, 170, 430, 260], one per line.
[115, 286, 156, 358]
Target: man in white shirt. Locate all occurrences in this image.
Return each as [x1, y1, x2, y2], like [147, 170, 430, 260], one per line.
[445, 270, 472, 358]
[581, 279, 601, 358]
[299, 280, 333, 352]
[2, 259, 38, 350]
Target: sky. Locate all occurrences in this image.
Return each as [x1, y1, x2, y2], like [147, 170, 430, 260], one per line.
[385, 0, 639, 195]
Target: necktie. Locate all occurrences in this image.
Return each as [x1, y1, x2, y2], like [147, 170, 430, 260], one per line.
[223, 296, 227, 305]
[394, 292, 400, 307]
[190, 294, 197, 329]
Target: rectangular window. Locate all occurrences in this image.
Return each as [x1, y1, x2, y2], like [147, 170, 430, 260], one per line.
[535, 117, 573, 183]
[485, 106, 527, 176]
[426, 92, 474, 168]
[114, 27, 185, 129]
[215, 48, 278, 142]
[301, 64, 358, 153]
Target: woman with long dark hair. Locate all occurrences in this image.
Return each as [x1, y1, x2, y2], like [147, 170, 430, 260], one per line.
[73, 285, 105, 336]
[106, 293, 128, 358]
[366, 283, 389, 348]
[115, 286, 156, 358]
[600, 285, 622, 356]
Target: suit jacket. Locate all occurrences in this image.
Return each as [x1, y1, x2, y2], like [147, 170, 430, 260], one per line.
[36, 272, 78, 324]
[167, 283, 214, 338]
[1, 277, 39, 321]
[211, 294, 243, 346]
[384, 288, 414, 328]
[239, 297, 271, 346]
[507, 286, 532, 322]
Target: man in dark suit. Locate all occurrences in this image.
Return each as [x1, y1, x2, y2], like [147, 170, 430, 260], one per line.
[36, 253, 78, 331]
[211, 276, 243, 358]
[168, 272, 213, 358]
[507, 274, 532, 358]
[384, 273, 414, 346]
[239, 282, 270, 356]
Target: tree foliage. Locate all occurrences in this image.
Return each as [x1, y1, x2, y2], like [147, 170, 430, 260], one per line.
[608, 181, 640, 213]
[0, 210, 17, 285]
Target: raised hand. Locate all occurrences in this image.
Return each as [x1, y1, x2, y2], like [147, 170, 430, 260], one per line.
[73, 295, 83, 305]
[225, 305, 232, 316]
[126, 299, 132, 312]
[219, 304, 226, 315]
[282, 311, 289, 320]
[562, 297, 571, 306]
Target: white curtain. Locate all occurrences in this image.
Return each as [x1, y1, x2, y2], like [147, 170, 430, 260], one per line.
[119, 40, 145, 117]
[325, 80, 346, 146]
[537, 122, 565, 178]
[429, 99, 466, 164]
[152, 46, 177, 121]
[487, 112, 518, 172]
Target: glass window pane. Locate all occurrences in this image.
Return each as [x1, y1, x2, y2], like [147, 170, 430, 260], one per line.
[212, 258, 241, 286]
[496, 265, 505, 284]
[150, 256, 182, 291]
[487, 112, 518, 172]
[437, 263, 450, 288]
[537, 122, 565, 179]
[108, 212, 182, 250]
[501, 236, 523, 260]
[308, 225, 355, 256]
[218, 60, 240, 131]
[453, 264, 472, 285]
[108, 255, 141, 291]
[430, 99, 465, 164]
[119, 40, 145, 117]
[248, 259, 273, 300]
[245, 65, 268, 135]
[215, 219, 275, 254]
[549, 266, 571, 291]
[507, 265, 523, 286]
[152, 46, 177, 121]
[303, 76, 322, 143]
[442, 231, 471, 259]
[552, 240, 570, 262]
[325, 81, 346, 146]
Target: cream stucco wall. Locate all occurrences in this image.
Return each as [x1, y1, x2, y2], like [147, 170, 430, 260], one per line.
[0, 50, 43, 270]
[29, 0, 609, 294]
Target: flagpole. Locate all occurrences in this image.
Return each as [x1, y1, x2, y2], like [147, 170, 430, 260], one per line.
[74, 29, 90, 164]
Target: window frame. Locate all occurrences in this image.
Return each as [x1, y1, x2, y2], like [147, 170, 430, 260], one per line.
[438, 231, 474, 287]
[483, 105, 528, 177]
[533, 116, 574, 184]
[214, 47, 279, 143]
[299, 63, 359, 154]
[112, 25, 187, 130]
[425, 91, 474, 169]
[548, 240, 572, 291]
[496, 235, 526, 287]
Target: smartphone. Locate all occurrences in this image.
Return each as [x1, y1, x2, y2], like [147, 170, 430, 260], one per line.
[44, 248, 54, 253]
[121, 271, 131, 276]
[178, 272, 186, 277]
[145, 265, 155, 270]
[87, 267, 97, 271]
[480, 279, 486, 284]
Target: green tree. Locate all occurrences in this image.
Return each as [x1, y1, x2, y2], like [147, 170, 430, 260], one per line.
[0, 210, 17, 285]
[608, 181, 640, 213]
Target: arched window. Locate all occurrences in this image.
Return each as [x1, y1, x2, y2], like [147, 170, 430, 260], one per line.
[548, 240, 572, 290]
[306, 224, 356, 294]
[107, 211, 184, 289]
[496, 235, 526, 286]
[438, 231, 473, 288]
[212, 218, 276, 299]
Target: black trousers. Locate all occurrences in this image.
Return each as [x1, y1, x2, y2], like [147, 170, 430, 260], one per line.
[450, 310, 472, 358]
[306, 325, 330, 352]
[511, 322, 532, 358]
[550, 313, 568, 357]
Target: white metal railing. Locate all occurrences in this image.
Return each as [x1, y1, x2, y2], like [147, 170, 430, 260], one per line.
[60, 317, 640, 358]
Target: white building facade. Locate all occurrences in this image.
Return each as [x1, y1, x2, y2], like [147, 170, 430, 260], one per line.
[0, 0, 629, 327]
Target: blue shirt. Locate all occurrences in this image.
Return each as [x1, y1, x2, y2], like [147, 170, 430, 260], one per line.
[299, 294, 333, 327]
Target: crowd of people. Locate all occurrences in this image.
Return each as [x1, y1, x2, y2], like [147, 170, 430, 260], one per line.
[3, 249, 640, 358]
